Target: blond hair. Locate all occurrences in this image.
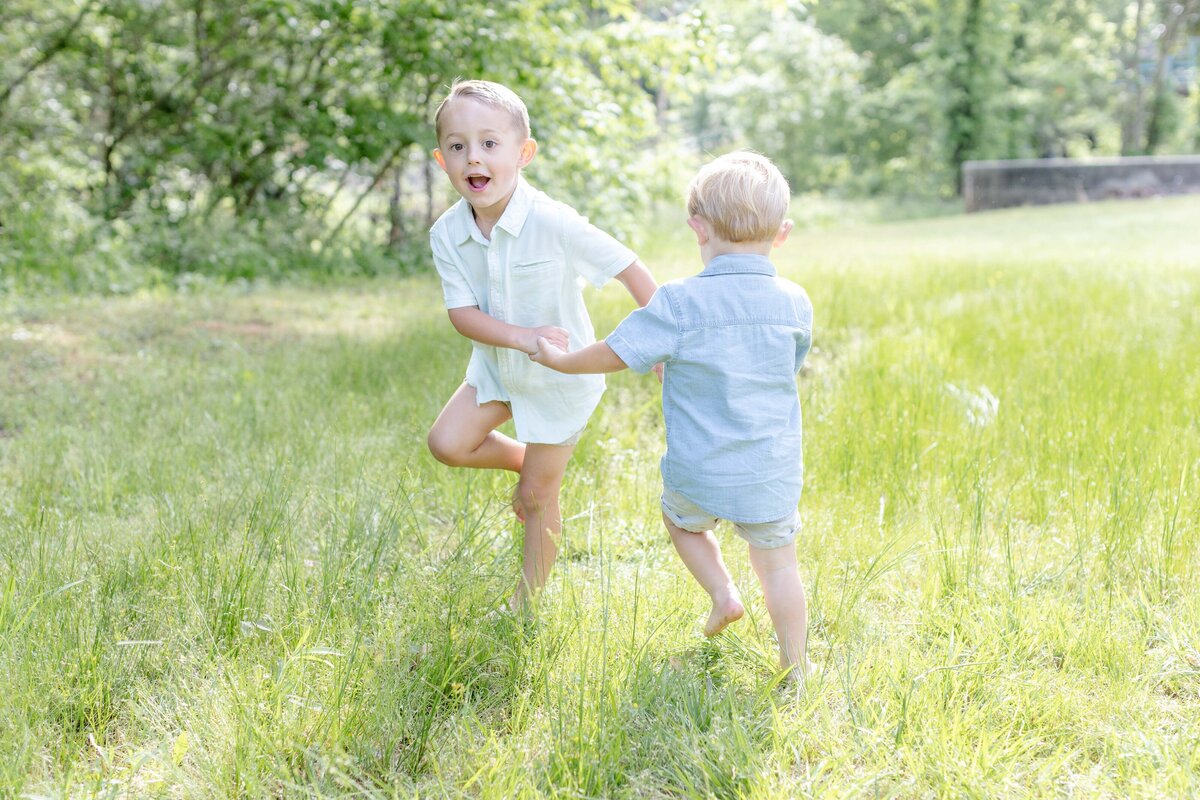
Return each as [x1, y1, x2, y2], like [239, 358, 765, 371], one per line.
[686, 151, 790, 243]
[434, 79, 531, 141]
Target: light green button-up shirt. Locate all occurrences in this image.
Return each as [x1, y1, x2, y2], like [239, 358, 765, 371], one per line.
[430, 178, 635, 444]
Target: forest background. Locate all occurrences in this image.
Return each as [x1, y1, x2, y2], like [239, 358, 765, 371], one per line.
[3, 0, 1199, 291]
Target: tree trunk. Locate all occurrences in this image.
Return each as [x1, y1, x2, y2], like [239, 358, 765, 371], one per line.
[388, 162, 406, 249]
[324, 142, 407, 248]
[1121, 0, 1146, 155]
[424, 152, 435, 229]
[949, 0, 984, 195]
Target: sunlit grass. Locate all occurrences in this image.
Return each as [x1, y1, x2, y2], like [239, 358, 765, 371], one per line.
[1, 196, 1198, 797]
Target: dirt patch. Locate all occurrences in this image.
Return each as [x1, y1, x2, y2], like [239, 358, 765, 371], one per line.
[4, 320, 135, 388]
[7, 323, 86, 348]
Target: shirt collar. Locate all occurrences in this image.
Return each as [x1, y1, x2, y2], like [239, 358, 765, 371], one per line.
[699, 253, 777, 277]
[495, 176, 534, 238]
[449, 199, 480, 245]
[450, 176, 534, 246]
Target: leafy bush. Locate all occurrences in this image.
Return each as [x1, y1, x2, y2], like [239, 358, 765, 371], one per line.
[1, 184, 428, 295]
[126, 209, 427, 283]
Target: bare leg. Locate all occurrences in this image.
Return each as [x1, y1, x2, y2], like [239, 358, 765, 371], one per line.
[748, 542, 813, 676]
[427, 383, 524, 473]
[663, 514, 744, 637]
[509, 442, 575, 611]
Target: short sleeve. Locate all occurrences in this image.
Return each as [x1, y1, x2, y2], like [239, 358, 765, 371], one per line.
[606, 288, 677, 374]
[792, 289, 814, 372]
[795, 328, 812, 373]
[430, 228, 478, 309]
[562, 206, 637, 288]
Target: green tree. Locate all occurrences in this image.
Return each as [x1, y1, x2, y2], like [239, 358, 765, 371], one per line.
[812, 0, 1121, 194]
[1144, 0, 1200, 152]
[684, 0, 864, 192]
[1, 0, 703, 281]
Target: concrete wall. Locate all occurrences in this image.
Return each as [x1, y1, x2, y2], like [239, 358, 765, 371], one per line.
[962, 155, 1200, 213]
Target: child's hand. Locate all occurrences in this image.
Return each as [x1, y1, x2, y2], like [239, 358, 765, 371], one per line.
[529, 337, 566, 367]
[523, 325, 569, 354]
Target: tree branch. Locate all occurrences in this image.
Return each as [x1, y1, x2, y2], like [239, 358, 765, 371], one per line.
[0, 0, 100, 113]
[323, 142, 409, 247]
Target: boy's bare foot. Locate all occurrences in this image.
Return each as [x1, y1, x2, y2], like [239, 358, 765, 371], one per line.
[487, 587, 531, 619]
[486, 596, 537, 634]
[782, 657, 818, 684]
[506, 593, 525, 615]
[703, 592, 744, 637]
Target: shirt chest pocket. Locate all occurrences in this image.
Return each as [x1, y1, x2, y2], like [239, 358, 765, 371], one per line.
[508, 257, 564, 326]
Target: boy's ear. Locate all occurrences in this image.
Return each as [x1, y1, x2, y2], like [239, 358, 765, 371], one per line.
[432, 148, 447, 173]
[519, 138, 538, 168]
[772, 219, 794, 248]
[686, 216, 710, 246]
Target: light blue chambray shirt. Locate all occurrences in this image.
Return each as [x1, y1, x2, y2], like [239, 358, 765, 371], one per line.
[606, 253, 813, 523]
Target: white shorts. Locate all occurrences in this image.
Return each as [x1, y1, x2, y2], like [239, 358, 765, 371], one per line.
[490, 392, 583, 446]
[661, 485, 800, 550]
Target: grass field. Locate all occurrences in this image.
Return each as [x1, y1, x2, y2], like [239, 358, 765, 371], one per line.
[2, 195, 1199, 798]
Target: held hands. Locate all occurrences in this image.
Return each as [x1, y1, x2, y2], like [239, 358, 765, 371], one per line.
[522, 325, 568, 355]
[528, 336, 567, 367]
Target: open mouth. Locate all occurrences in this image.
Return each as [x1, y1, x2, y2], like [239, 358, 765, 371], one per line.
[466, 175, 490, 191]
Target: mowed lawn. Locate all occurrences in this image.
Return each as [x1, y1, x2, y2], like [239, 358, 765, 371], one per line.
[1, 196, 1198, 798]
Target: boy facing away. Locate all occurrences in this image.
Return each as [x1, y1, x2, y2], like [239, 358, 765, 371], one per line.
[425, 80, 659, 612]
[531, 151, 816, 677]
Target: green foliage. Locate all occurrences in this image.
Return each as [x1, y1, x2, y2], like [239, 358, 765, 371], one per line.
[688, 2, 864, 192]
[0, 174, 424, 294]
[3, 0, 1198, 283]
[0, 0, 704, 280]
[1000, 1, 1122, 157]
[687, 0, 1143, 196]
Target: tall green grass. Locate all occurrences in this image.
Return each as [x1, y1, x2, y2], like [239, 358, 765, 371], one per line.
[1, 197, 1198, 797]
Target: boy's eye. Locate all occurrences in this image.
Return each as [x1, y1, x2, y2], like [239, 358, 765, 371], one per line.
[451, 143, 464, 152]
[484, 140, 497, 148]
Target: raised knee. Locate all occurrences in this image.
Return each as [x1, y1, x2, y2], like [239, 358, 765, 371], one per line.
[427, 429, 462, 466]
